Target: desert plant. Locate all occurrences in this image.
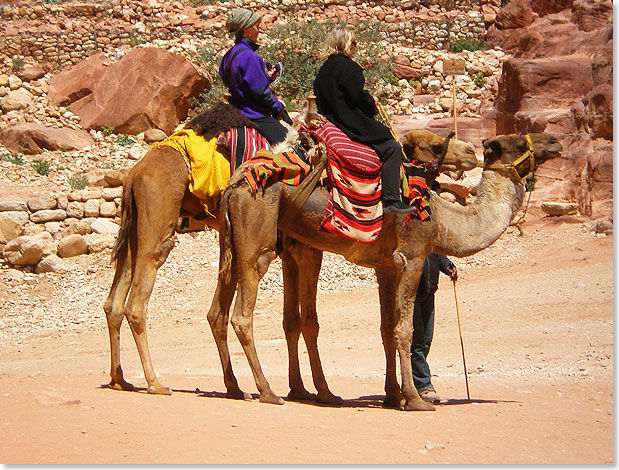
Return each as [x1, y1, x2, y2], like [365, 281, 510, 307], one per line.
[473, 72, 486, 87]
[11, 58, 24, 72]
[32, 160, 51, 176]
[69, 173, 89, 190]
[0, 151, 26, 165]
[450, 38, 488, 52]
[115, 134, 135, 147]
[102, 126, 115, 137]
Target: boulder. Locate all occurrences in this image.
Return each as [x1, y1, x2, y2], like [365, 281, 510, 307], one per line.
[144, 128, 168, 143]
[51, 48, 210, 134]
[90, 218, 119, 236]
[47, 52, 108, 107]
[4, 235, 47, 265]
[16, 64, 46, 82]
[541, 201, 579, 216]
[0, 123, 95, 155]
[495, 0, 538, 29]
[30, 209, 67, 223]
[0, 214, 22, 245]
[0, 201, 27, 212]
[27, 194, 57, 212]
[57, 234, 88, 258]
[0, 88, 33, 112]
[35, 254, 70, 274]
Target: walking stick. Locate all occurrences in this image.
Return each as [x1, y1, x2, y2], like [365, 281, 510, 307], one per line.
[452, 279, 471, 400]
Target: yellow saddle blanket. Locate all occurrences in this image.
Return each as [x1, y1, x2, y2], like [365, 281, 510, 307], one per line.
[155, 128, 230, 214]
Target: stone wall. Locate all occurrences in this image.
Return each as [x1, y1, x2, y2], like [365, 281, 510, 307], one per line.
[0, 0, 487, 69]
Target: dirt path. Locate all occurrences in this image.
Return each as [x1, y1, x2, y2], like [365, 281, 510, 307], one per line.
[0, 216, 613, 464]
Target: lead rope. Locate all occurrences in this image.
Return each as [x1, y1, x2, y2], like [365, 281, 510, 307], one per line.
[509, 173, 536, 236]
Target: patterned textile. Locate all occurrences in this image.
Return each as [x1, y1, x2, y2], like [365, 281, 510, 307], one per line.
[402, 159, 434, 223]
[228, 126, 272, 173]
[303, 119, 433, 243]
[245, 149, 311, 193]
[155, 128, 230, 214]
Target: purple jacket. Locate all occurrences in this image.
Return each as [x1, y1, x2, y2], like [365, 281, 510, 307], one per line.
[218, 39, 284, 120]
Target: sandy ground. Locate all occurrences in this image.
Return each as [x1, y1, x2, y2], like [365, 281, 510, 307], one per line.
[0, 213, 613, 465]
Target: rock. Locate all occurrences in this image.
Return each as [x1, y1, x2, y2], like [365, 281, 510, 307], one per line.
[0, 214, 22, 244]
[0, 201, 27, 212]
[99, 201, 117, 217]
[541, 201, 579, 216]
[591, 219, 613, 235]
[30, 209, 67, 223]
[0, 123, 95, 155]
[144, 128, 168, 143]
[47, 52, 108, 107]
[85, 233, 115, 253]
[35, 255, 69, 274]
[55, 48, 210, 134]
[90, 218, 119, 236]
[2, 211, 30, 226]
[4, 235, 46, 265]
[27, 194, 57, 212]
[495, 0, 537, 29]
[57, 233, 88, 258]
[65, 201, 84, 219]
[101, 187, 123, 200]
[104, 169, 128, 187]
[83, 199, 100, 218]
[60, 220, 92, 237]
[16, 64, 46, 82]
[84, 169, 108, 187]
[0, 88, 33, 112]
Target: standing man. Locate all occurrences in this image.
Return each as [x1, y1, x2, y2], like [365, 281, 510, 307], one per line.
[219, 8, 289, 145]
[412, 253, 458, 403]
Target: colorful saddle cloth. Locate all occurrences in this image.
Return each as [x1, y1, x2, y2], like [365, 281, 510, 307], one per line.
[306, 119, 433, 243]
[155, 126, 270, 214]
[245, 149, 311, 193]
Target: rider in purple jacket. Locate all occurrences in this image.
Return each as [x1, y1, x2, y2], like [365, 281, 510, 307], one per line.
[219, 8, 289, 145]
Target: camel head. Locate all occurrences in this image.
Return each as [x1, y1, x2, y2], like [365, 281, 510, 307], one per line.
[482, 133, 563, 181]
[400, 129, 478, 171]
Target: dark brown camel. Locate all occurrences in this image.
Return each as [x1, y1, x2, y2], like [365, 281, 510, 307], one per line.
[208, 133, 563, 410]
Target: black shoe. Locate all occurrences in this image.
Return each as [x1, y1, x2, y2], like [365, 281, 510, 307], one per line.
[383, 200, 416, 214]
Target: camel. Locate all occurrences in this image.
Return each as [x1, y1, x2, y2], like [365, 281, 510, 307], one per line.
[208, 132, 563, 411]
[102, 100, 476, 396]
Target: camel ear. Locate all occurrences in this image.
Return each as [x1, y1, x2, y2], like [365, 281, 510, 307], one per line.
[483, 138, 503, 163]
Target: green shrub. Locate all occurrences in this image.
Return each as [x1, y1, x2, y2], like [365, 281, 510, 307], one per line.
[473, 72, 486, 87]
[32, 160, 51, 176]
[11, 58, 24, 72]
[102, 126, 114, 137]
[115, 134, 135, 147]
[0, 151, 26, 165]
[69, 173, 88, 190]
[450, 38, 488, 53]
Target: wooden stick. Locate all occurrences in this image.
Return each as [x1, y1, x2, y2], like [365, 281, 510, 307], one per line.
[452, 279, 470, 400]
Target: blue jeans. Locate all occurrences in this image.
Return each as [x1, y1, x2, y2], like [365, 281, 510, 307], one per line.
[411, 292, 436, 392]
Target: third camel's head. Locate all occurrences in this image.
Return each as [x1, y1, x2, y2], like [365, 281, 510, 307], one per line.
[482, 133, 563, 181]
[400, 129, 478, 171]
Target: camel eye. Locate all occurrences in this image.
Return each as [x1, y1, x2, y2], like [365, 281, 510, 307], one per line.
[431, 143, 443, 154]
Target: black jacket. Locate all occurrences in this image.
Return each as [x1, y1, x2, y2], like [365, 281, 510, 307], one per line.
[417, 254, 455, 298]
[313, 53, 393, 145]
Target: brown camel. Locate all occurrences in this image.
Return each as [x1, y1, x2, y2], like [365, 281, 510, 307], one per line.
[102, 100, 475, 396]
[208, 132, 563, 411]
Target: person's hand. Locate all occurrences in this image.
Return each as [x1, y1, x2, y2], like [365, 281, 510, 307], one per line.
[267, 66, 279, 81]
[446, 265, 458, 282]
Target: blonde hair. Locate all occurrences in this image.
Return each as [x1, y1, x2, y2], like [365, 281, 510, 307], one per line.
[323, 26, 356, 58]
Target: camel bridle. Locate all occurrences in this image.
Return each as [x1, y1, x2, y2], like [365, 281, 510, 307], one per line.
[485, 134, 536, 182]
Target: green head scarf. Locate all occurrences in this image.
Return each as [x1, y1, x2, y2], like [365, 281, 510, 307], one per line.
[226, 8, 260, 34]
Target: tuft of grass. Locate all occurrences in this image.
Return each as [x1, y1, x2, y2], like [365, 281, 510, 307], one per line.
[69, 173, 89, 190]
[450, 38, 488, 53]
[11, 58, 24, 72]
[102, 126, 115, 137]
[473, 72, 486, 87]
[32, 160, 51, 176]
[115, 134, 135, 147]
[1, 151, 26, 165]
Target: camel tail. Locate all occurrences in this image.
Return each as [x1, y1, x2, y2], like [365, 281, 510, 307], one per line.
[218, 188, 234, 285]
[111, 175, 135, 263]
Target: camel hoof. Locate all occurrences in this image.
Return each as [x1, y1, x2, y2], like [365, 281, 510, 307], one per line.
[227, 389, 252, 400]
[108, 379, 135, 392]
[287, 388, 317, 402]
[382, 396, 402, 409]
[147, 384, 172, 395]
[403, 399, 435, 411]
[316, 391, 344, 406]
[259, 392, 285, 405]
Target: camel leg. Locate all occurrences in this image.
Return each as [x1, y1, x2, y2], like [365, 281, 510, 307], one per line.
[207, 264, 251, 400]
[396, 262, 435, 411]
[103, 243, 135, 392]
[282, 243, 341, 404]
[375, 266, 404, 408]
[231, 253, 284, 405]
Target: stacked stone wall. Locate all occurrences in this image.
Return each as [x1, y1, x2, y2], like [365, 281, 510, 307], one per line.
[0, 0, 486, 69]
